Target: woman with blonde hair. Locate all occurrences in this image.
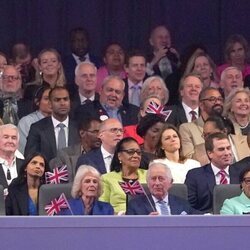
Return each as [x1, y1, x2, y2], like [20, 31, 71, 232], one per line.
[24, 48, 66, 100]
[184, 51, 218, 88]
[223, 87, 250, 135]
[60, 165, 114, 215]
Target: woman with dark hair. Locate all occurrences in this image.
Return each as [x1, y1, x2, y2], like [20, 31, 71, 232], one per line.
[5, 152, 49, 215]
[18, 86, 52, 154]
[136, 114, 165, 156]
[155, 124, 200, 183]
[99, 137, 147, 214]
[221, 167, 250, 214]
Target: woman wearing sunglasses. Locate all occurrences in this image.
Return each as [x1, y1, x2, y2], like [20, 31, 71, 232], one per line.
[99, 137, 147, 214]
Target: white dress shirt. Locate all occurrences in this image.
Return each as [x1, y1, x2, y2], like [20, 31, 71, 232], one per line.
[101, 146, 113, 173]
[79, 92, 95, 104]
[72, 53, 90, 65]
[182, 102, 199, 122]
[211, 163, 230, 185]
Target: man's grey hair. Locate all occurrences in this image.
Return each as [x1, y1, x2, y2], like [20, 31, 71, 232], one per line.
[146, 161, 173, 182]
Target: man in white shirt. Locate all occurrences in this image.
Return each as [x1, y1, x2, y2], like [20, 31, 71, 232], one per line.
[167, 73, 202, 127]
[71, 62, 99, 113]
[124, 51, 147, 107]
[76, 118, 123, 174]
[127, 162, 197, 215]
[0, 124, 24, 194]
[25, 87, 79, 162]
[185, 132, 241, 213]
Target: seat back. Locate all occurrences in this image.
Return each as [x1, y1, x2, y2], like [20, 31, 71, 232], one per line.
[0, 185, 5, 215]
[169, 184, 188, 200]
[213, 184, 241, 214]
[39, 183, 72, 215]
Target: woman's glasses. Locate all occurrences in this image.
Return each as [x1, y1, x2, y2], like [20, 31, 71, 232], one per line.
[120, 149, 142, 156]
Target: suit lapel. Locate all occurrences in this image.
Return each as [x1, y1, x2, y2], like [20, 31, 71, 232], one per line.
[47, 118, 57, 156]
[0, 164, 8, 188]
[178, 104, 188, 124]
[205, 164, 216, 194]
[96, 149, 107, 174]
[16, 184, 29, 215]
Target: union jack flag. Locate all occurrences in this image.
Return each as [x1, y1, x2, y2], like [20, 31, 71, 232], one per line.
[45, 165, 69, 184]
[119, 180, 145, 196]
[44, 193, 69, 216]
[146, 101, 172, 121]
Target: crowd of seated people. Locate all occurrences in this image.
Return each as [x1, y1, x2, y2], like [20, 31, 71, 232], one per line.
[1, 25, 250, 216]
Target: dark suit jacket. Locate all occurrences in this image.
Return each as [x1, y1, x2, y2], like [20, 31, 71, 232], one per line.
[74, 100, 139, 126]
[230, 156, 250, 174]
[0, 158, 24, 189]
[76, 148, 107, 174]
[59, 198, 114, 215]
[70, 91, 99, 117]
[185, 164, 241, 213]
[166, 102, 188, 127]
[24, 116, 79, 162]
[63, 54, 102, 85]
[5, 182, 30, 215]
[126, 194, 198, 215]
[49, 143, 82, 182]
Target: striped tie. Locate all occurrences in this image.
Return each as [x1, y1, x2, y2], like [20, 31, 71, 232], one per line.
[219, 170, 228, 184]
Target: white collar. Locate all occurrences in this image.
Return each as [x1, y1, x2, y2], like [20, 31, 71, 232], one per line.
[51, 116, 69, 128]
[211, 163, 229, 176]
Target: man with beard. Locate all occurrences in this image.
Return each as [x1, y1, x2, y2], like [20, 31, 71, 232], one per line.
[185, 132, 241, 213]
[74, 75, 139, 126]
[50, 117, 101, 182]
[63, 27, 101, 85]
[179, 87, 224, 158]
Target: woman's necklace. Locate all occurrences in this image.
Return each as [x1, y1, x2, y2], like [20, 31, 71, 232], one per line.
[238, 121, 250, 129]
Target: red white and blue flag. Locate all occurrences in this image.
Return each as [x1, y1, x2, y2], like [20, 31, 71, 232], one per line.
[44, 193, 69, 216]
[146, 101, 172, 121]
[45, 165, 69, 184]
[119, 180, 144, 196]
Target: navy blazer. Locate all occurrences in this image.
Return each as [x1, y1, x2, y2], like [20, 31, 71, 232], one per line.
[59, 198, 114, 215]
[185, 164, 241, 213]
[76, 148, 106, 174]
[24, 116, 79, 162]
[74, 100, 139, 126]
[126, 194, 198, 215]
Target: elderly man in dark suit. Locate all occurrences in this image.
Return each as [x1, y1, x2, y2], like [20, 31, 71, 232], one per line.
[185, 132, 241, 213]
[0, 124, 24, 195]
[74, 75, 139, 126]
[24, 87, 79, 162]
[127, 162, 197, 215]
